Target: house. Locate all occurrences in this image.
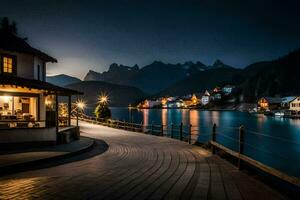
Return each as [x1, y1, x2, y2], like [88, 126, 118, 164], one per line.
[258, 97, 282, 110]
[139, 99, 161, 108]
[0, 31, 82, 145]
[222, 85, 235, 95]
[289, 97, 300, 111]
[281, 96, 296, 109]
[211, 90, 222, 101]
[160, 97, 168, 108]
[182, 94, 200, 107]
[201, 90, 211, 105]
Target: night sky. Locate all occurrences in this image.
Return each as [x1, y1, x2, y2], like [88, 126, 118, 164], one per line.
[1, 0, 300, 79]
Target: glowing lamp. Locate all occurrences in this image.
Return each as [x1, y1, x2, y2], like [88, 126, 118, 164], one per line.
[98, 95, 109, 104]
[76, 100, 86, 110]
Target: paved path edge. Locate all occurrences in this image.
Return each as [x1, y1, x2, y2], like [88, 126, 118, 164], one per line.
[0, 137, 96, 176]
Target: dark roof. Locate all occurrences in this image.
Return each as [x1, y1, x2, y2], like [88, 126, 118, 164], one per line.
[0, 75, 82, 95]
[0, 31, 57, 62]
[262, 97, 282, 104]
[281, 96, 297, 103]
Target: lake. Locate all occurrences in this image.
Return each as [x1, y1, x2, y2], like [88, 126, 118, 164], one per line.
[86, 107, 300, 177]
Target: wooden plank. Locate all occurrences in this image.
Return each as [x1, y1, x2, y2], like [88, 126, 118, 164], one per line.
[210, 141, 300, 187]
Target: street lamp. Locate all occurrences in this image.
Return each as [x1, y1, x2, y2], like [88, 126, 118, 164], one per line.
[98, 95, 109, 104]
[76, 99, 86, 126]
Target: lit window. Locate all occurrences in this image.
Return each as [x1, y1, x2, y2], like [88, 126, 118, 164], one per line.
[3, 56, 13, 73]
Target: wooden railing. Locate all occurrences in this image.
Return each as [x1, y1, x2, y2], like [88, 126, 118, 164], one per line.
[75, 114, 194, 143]
[210, 124, 300, 188]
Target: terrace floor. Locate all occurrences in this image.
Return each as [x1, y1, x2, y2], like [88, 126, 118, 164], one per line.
[0, 121, 287, 200]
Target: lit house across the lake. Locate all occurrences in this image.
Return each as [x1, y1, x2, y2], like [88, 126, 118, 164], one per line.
[281, 96, 296, 109]
[201, 90, 211, 105]
[0, 31, 82, 144]
[222, 85, 235, 95]
[289, 97, 300, 112]
[182, 94, 200, 107]
[258, 97, 282, 110]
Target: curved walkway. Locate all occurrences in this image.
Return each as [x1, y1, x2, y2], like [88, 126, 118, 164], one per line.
[0, 121, 286, 200]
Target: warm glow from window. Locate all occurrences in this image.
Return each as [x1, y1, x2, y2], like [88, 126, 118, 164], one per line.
[161, 98, 167, 105]
[3, 57, 13, 73]
[0, 96, 12, 103]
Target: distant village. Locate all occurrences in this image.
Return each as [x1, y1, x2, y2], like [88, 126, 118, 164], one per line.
[137, 85, 238, 109]
[137, 85, 300, 118]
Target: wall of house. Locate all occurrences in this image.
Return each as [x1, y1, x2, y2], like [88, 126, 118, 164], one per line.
[289, 97, 300, 111]
[0, 49, 34, 78]
[0, 127, 56, 144]
[258, 98, 269, 109]
[0, 50, 46, 80]
[34, 56, 46, 81]
[201, 96, 210, 105]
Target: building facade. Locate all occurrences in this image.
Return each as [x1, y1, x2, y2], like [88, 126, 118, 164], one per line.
[201, 90, 210, 105]
[257, 97, 282, 110]
[0, 31, 81, 144]
[289, 97, 300, 111]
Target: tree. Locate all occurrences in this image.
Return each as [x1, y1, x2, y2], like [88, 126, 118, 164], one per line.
[0, 17, 18, 35]
[94, 102, 111, 119]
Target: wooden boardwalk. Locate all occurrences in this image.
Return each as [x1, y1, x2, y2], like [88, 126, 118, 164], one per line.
[0, 121, 287, 200]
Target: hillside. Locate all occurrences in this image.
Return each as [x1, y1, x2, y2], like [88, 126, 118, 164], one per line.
[159, 48, 300, 102]
[66, 81, 146, 107]
[236, 48, 300, 102]
[84, 60, 233, 94]
[158, 67, 240, 96]
[46, 74, 81, 87]
[84, 63, 139, 85]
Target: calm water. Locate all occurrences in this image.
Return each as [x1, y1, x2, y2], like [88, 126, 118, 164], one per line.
[86, 107, 300, 177]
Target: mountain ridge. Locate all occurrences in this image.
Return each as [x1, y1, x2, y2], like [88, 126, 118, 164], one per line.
[83, 60, 235, 94]
[46, 74, 81, 87]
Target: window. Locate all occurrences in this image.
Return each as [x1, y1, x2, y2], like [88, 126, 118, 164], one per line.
[3, 57, 13, 73]
[2, 55, 16, 74]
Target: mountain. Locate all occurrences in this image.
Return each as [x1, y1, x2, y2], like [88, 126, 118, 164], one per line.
[84, 60, 233, 94]
[159, 48, 300, 101]
[158, 67, 240, 96]
[211, 59, 234, 69]
[66, 81, 146, 107]
[235, 48, 300, 102]
[46, 74, 81, 87]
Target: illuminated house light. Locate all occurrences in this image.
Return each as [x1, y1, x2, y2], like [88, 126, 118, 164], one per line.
[0, 96, 12, 103]
[161, 98, 167, 105]
[45, 99, 52, 106]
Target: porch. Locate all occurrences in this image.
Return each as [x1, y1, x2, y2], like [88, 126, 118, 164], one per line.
[0, 75, 83, 144]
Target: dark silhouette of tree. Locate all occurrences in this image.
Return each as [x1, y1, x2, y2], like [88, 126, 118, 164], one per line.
[94, 103, 111, 119]
[0, 17, 18, 35]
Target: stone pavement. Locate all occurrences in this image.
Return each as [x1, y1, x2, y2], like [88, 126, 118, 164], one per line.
[0, 121, 287, 200]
